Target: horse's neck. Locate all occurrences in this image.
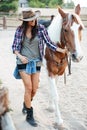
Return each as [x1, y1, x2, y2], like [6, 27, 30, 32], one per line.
[48, 14, 62, 44]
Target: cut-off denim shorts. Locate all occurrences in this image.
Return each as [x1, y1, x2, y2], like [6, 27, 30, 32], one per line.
[17, 59, 41, 74]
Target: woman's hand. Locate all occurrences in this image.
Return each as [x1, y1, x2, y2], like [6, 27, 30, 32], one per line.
[19, 55, 28, 64]
[56, 47, 68, 54]
[15, 51, 28, 64]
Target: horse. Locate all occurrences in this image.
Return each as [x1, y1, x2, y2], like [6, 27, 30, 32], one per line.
[43, 4, 84, 129]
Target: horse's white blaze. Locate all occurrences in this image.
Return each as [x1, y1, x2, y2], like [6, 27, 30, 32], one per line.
[71, 23, 83, 58]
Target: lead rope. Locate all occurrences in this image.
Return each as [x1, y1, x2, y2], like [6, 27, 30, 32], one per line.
[68, 54, 72, 75]
[64, 71, 66, 84]
[64, 53, 72, 84]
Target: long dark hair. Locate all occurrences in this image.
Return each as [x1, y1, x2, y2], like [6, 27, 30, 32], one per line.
[21, 20, 38, 41]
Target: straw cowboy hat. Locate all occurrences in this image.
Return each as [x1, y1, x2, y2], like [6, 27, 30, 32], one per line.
[19, 9, 41, 21]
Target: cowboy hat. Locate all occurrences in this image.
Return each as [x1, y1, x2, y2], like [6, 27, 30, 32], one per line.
[19, 9, 41, 21]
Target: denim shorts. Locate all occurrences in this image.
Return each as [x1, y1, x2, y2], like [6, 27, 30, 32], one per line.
[17, 62, 41, 74]
[17, 64, 41, 71]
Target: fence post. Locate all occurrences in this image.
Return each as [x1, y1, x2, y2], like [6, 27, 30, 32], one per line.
[3, 16, 7, 29]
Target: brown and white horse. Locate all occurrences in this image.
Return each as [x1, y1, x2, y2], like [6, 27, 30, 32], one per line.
[43, 4, 84, 129]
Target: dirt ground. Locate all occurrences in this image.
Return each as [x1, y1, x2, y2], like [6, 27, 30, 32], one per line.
[0, 26, 87, 130]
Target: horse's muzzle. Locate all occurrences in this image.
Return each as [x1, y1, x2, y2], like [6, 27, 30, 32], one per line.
[71, 53, 83, 62]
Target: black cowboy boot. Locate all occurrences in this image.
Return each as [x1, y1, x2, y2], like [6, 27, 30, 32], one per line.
[22, 100, 33, 114]
[26, 107, 37, 127]
[22, 102, 27, 114]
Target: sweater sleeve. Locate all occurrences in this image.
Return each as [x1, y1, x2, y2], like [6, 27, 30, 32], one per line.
[12, 26, 23, 53]
[40, 24, 57, 51]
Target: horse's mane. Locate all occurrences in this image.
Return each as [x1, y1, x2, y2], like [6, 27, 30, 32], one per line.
[48, 13, 62, 44]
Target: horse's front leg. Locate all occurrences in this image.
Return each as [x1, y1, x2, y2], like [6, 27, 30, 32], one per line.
[48, 76, 63, 125]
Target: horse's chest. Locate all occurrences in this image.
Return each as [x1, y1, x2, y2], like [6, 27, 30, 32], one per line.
[44, 47, 68, 76]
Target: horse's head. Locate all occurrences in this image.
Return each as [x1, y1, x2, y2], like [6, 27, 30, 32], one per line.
[59, 4, 84, 62]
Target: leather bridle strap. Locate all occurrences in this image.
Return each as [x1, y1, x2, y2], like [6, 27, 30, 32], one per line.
[61, 25, 72, 75]
[67, 54, 72, 75]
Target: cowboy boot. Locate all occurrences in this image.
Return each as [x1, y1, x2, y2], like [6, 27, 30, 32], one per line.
[26, 107, 37, 127]
[22, 100, 33, 114]
[22, 102, 27, 114]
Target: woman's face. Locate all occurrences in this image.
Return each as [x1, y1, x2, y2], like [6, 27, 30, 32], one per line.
[28, 19, 36, 27]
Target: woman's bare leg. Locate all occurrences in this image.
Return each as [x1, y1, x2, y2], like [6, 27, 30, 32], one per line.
[19, 71, 40, 127]
[31, 72, 40, 99]
[19, 71, 32, 108]
[19, 71, 40, 108]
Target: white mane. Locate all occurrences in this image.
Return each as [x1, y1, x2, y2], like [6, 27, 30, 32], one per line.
[48, 13, 62, 44]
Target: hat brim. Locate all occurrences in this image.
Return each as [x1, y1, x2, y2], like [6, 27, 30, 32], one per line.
[19, 10, 41, 21]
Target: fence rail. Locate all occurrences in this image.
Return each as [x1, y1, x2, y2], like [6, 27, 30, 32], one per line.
[0, 14, 87, 29]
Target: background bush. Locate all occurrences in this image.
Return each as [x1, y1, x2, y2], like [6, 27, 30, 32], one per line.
[28, 0, 63, 8]
[0, 1, 18, 12]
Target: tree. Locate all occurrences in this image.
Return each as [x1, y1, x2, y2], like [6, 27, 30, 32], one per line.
[0, 0, 18, 12]
[58, 0, 63, 5]
[28, 0, 64, 8]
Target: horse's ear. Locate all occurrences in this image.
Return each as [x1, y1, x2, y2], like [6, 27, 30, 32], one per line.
[75, 4, 81, 15]
[58, 6, 66, 18]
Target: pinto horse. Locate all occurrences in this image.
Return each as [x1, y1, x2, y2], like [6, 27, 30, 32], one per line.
[43, 4, 84, 129]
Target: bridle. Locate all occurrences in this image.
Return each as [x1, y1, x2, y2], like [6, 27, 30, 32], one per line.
[61, 17, 68, 45]
[60, 16, 73, 75]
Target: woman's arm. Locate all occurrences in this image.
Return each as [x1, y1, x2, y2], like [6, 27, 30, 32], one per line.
[12, 26, 23, 53]
[56, 47, 67, 53]
[40, 25, 67, 53]
[12, 27, 28, 64]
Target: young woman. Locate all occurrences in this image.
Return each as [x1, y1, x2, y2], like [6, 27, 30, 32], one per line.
[12, 9, 66, 127]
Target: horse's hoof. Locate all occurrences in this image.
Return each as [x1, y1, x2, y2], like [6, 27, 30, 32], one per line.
[53, 122, 69, 130]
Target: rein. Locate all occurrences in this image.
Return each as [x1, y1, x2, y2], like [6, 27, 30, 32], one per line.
[60, 17, 72, 75]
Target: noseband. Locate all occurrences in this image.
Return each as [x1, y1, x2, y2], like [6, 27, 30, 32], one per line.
[61, 16, 71, 46]
[61, 16, 72, 75]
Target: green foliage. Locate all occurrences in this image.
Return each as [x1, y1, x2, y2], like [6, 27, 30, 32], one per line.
[29, 0, 45, 8]
[28, 0, 63, 8]
[0, 0, 18, 12]
[1, 0, 18, 1]
[58, 0, 63, 5]
[48, 0, 58, 8]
